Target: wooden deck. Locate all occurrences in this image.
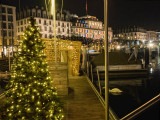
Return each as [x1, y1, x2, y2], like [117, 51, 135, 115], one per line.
[62, 75, 105, 120]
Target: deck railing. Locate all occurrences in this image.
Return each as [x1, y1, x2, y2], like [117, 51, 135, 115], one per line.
[120, 94, 160, 120]
[87, 62, 160, 120]
[86, 62, 119, 120]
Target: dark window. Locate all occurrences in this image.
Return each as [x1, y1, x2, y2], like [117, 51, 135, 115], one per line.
[39, 19, 41, 24]
[2, 15, 6, 21]
[27, 11, 30, 16]
[2, 23, 6, 29]
[49, 21, 51, 25]
[45, 34, 47, 38]
[37, 13, 41, 17]
[33, 12, 36, 17]
[9, 31, 12, 36]
[21, 21, 23, 25]
[17, 22, 19, 26]
[24, 20, 26, 24]
[58, 22, 60, 26]
[18, 28, 20, 32]
[9, 39, 14, 45]
[43, 14, 46, 18]
[21, 27, 23, 32]
[8, 15, 13, 21]
[67, 29, 69, 34]
[27, 19, 30, 23]
[58, 28, 60, 33]
[7, 8, 13, 14]
[2, 30, 7, 37]
[63, 28, 64, 32]
[3, 39, 7, 46]
[8, 23, 13, 29]
[49, 34, 52, 38]
[67, 23, 69, 27]
[62, 23, 64, 27]
[44, 20, 47, 25]
[2, 7, 6, 13]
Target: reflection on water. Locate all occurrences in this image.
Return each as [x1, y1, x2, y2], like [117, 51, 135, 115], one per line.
[108, 67, 160, 119]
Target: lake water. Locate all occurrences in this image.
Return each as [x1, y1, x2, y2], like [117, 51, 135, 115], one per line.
[99, 66, 160, 119]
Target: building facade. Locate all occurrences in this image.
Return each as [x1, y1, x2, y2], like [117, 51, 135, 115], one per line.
[157, 32, 160, 41]
[147, 31, 157, 41]
[113, 27, 148, 42]
[0, 4, 17, 57]
[113, 26, 159, 43]
[17, 6, 72, 40]
[71, 15, 113, 42]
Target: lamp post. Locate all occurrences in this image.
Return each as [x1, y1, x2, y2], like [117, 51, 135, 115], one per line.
[8, 47, 11, 71]
[148, 42, 153, 64]
[157, 45, 159, 65]
[51, 0, 57, 62]
[104, 0, 109, 120]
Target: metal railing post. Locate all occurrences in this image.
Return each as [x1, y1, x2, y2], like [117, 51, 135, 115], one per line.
[91, 64, 93, 82]
[97, 69, 102, 95]
[87, 61, 89, 76]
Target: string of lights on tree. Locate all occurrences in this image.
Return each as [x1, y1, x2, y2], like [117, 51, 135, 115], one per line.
[4, 17, 64, 120]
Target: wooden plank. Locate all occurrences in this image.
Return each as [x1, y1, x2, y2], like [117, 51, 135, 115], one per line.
[62, 76, 105, 120]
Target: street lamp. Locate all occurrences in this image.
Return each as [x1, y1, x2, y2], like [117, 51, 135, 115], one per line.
[116, 45, 121, 50]
[148, 41, 154, 64]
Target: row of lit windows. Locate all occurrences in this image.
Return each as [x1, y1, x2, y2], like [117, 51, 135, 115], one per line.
[75, 28, 104, 34]
[0, 39, 14, 46]
[39, 19, 70, 27]
[78, 33, 104, 39]
[77, 20, 102, 26]
[17, 25, 70, 34]
[17, 18, 70, 27]
[75, 23, 102, 29]
[117, 33, 147, 37]
[89, 22, 102, 26]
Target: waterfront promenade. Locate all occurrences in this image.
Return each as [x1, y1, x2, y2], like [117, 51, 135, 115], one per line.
[62, 75, 105, 120]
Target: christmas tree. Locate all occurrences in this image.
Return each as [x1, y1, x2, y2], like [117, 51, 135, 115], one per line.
[5, 17, 64, 120]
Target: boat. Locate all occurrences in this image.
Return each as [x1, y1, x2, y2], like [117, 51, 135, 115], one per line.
[90, 51, 148, 78]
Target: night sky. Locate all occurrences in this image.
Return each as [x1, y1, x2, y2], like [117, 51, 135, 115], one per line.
[1, 0, 160, 31]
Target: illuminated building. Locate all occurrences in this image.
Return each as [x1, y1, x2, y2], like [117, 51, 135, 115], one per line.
[147, 31, 157, 41]
[157, 32, 160, 41]
[113, 26, 148, 42]
[71, 15, 113, 42]
[113, 26, 158, 43]
[16, 6, 72, 40]
[0, 4, 17, 58]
